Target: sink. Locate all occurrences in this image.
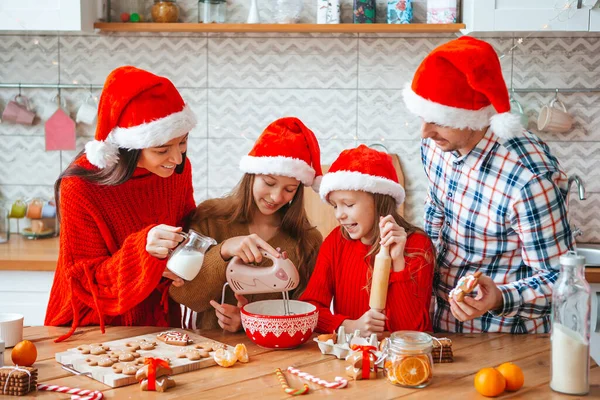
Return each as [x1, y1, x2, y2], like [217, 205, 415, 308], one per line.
[576, 244, 600, 267]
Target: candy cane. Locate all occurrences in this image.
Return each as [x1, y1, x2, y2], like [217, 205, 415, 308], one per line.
[37, 384, 104, 400]
[286, 366, 348, 389]
[274, 368, 309, 396]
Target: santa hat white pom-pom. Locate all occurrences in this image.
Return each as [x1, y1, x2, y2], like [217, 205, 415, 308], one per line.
[85, 139, 120, 169]
[490, 112, 524, 139]
[311, 175, 322, 193]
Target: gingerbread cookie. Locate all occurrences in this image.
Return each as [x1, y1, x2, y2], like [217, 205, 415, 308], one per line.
[156, 331, 192, 346]
[84, 355, 115, 367]
[176, 347, 209, 361]
[112, 360, 144, 375]
[194, 342, 216, 351]
[77, 343, 110, 355]
[140, 376, 176, 392]
[450, 271, 483, 302]
[108, 350, 141, 362]
[135, 362, 172, 381]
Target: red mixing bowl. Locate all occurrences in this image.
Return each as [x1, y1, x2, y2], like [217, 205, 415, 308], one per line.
[240, 300, 318, 349]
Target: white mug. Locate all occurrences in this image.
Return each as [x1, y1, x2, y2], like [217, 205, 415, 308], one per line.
[537, 98, 573, 133]
[37, 95, 68, 121]
[76, 95, 98, 125]
[0, 313, 24, 348]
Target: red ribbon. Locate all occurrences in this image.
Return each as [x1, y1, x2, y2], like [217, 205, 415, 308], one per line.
[143, 358, 171, 391]
[350, 344, 377, 380]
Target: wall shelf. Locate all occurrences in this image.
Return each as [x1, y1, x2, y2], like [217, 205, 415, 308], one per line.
[93, 22, 466, 34]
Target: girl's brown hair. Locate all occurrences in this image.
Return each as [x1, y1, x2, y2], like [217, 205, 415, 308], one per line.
[193, 174, 320, 299]
[54, 149, 187, 219]
[339, 193, 435, 291]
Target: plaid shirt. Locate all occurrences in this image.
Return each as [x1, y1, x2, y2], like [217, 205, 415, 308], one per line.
[422, 129, 573, 333]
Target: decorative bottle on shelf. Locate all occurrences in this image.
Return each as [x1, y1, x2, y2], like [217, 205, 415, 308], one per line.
[353, 0, 375, 24]
[247, 0, 261, 23]
[550, 251, 591, 396]
[387, 0, 412, 24]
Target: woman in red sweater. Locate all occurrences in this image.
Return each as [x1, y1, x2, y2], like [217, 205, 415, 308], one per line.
[301, 145, 435, 337]
[45, 66, 198, 342]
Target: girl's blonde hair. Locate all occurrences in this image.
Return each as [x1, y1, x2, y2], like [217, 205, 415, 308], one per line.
[193, 173, 319, 298]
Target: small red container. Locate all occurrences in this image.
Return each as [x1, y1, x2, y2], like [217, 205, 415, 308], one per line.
[240, 300, 318, 349]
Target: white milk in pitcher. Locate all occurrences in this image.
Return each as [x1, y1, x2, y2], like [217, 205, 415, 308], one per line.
[551, 323, 589, 395]
[167, 251, 205, 281]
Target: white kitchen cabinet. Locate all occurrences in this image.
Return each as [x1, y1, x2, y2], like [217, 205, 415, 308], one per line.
[590, 8, 600, 31]
[462, 0, 592, 33]
[0, 0, 99, 31]
[0, 271, 54, 326]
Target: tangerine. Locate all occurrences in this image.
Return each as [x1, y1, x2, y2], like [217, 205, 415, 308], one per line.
[11, 340, 37, 367]
[496, 362, 524, 392]
[234, 343, 249, 363]
[474, 367, 506, 397]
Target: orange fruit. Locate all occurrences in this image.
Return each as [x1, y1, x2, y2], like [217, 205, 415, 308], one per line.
[474, 367, 506, 397]
[394, 356, 430, 386]
[234, 343, 249, 363]
[11, 340, 37, 367]
[496, 362, 524, 392]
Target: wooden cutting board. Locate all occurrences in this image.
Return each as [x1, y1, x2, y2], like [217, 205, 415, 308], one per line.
[304, 153, 406, 237]
[55, 330, 230, 388]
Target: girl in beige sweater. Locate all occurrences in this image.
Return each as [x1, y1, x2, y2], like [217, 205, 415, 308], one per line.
[170, 117, 323, 331]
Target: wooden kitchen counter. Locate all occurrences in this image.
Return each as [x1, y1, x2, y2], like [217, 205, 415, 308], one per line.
[1, 326, 598, 399]
[0, 235, 58, 271]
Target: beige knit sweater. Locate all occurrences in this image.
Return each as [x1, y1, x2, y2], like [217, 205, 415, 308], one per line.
[169, 212, 322, 330]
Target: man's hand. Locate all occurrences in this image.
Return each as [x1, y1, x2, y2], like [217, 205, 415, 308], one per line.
[449, 275, 503, 322]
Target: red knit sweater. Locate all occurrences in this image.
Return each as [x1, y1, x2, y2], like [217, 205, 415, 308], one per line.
[300, 227, 434, 334]
[45, 156, 196, 342]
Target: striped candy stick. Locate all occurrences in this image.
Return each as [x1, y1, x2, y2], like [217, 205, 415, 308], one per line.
[37, 384, 104, 400]
[275, 368, 309, 396]
[286, 366, 348, 389]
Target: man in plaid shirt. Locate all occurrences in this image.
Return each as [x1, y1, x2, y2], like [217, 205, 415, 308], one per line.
[403, 37, 573, 333]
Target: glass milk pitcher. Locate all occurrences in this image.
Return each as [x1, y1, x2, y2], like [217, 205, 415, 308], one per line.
[550, 251, 591, 395]
[166, 229, 216, 281]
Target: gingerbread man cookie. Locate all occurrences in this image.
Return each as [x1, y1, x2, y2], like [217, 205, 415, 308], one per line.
[176, 348, 209, 361]
[156, 331, 192, 346]
[109, 349, 141, 362]
[140, 376, 176, 392]
[450, 271, 483, 302]
[77, 343, 110, 355]
[112, 360, 144, 375]
[84, 355, 115, 367]
[126, 340, 157, 351]
[135, 362, 172, 381]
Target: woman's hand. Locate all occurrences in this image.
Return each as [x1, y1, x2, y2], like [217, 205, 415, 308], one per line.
[379, 215, 407, 272]
[220, 234, 280, 264]
[210, 294, 249, 332]
[342, 309, 387, 339]
[146, 224, 185, 258]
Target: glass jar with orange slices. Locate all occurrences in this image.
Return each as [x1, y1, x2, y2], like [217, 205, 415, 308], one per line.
[383, 331, 433, 388]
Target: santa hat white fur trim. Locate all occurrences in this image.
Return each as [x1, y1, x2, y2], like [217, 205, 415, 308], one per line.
[319, 170, 405, 206]
[85, 105, 197, 169]
[239, 155, 317, 188]
[490, 112, 523, 139]
[403, 83, 496, 131]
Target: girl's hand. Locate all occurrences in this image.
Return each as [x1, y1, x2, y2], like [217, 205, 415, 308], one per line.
[220, 234, 280, 264]
[147, 224, 185, 259]
[210, 294, 249, 332]
[379, 216, 407, 271]
[342, 309, 387, 339]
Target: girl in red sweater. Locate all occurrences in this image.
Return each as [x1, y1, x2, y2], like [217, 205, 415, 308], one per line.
[45, 66, 198, 342]
[301, 145, 435, 337]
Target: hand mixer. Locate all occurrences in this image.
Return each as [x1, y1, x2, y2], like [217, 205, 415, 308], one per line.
[221, 249, 299, 315]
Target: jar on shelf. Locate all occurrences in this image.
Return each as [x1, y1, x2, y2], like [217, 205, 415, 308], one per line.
[383, 331, 433, 388]
[152, 0, 180, 23]
[109, 0, 146, 22]
[199, 0, 225, 23]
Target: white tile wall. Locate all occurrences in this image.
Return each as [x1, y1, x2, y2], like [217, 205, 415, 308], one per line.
[0, 22, 598, 243]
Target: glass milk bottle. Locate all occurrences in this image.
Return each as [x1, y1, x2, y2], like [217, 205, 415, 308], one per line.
[550, 251, 591, 395]
[167, 229, 216, 281]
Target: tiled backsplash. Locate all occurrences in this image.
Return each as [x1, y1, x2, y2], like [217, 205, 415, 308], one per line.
[0, 3, 598, 243]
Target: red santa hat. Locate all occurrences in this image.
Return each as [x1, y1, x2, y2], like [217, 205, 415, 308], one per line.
[85, 66, 197, 169]
[239, 117, 323, 191]
[403, 36, 522, 139]
[319, 145, 405, 206]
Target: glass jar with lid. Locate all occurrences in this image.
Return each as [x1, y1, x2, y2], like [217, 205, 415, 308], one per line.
[383, 331, 433, 388]
[152, 0, 180, 23]
[109, 0, 146, 22]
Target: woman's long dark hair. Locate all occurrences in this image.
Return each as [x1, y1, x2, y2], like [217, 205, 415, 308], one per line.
[54, 148, 187, 220]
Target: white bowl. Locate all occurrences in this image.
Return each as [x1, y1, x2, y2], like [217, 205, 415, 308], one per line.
[0, 313, 24, 347]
